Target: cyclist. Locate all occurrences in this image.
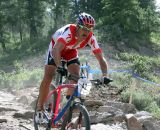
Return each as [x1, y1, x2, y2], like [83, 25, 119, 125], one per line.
[36, 12, 110, 122]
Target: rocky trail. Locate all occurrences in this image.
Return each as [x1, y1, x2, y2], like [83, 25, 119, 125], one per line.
[0, 90, 34, 130]
[0, 84, 160, 130]
[0, 47, 160, 130]
[0, 87, 128, 130]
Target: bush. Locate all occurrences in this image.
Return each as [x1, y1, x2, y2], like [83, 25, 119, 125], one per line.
[111, 73, 132, 90]
[0, 69, 43, 90]
[121, 89, 154, 110]
[155, 95, 160, 107]
[145, 102, 160, 119]
[119, 53, 160, 82]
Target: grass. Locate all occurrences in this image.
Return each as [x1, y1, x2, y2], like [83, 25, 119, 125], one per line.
[121, 78, 160, 119]
[150, 32, 160, 45]
[0, 68, 43, 90]
[0, 37, 48, 68]
[118, 52, 160, 83]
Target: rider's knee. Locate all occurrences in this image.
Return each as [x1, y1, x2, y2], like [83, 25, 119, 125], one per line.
[68, 73, 80, 83]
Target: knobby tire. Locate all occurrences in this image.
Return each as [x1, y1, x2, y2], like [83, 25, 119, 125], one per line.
[34, 84, 57, 130]
[61, 103, 90, 130]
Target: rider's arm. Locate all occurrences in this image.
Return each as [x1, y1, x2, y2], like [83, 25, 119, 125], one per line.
[88, 35, 108, 77]
[94, 52, 108, 77]
[52, 42, 65, 67]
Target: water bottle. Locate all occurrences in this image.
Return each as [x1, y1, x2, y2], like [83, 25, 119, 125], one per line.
[77, 78, 92, 98]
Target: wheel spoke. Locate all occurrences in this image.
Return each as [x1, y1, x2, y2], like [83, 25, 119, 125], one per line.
[61, 103, 90, 130]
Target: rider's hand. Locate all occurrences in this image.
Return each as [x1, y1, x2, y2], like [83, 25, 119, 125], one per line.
[57, 66, 67, 76]
[101, 76, 113, 85]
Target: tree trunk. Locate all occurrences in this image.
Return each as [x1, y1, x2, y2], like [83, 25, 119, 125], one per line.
[0, 33, 7, 52]
[27, 0, 38, 43]
[18, 0, 23, 43]
[74, 0, 79, 15]
[19, 20, 23, 43]
[1, 42, 7, 52]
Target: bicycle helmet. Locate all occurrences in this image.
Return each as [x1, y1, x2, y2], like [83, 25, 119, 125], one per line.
[77, 12, 95, 27]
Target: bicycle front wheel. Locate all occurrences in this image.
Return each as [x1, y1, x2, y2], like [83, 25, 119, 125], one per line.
[33, 98, 52, 130]
[34, 84, 57, 130]
[61, 103, 90, 130]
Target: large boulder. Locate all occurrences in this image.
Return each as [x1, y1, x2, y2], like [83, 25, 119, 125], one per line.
[125, 114, 143, 130]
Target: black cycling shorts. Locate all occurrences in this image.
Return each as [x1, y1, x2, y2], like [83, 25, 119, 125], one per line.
[46, 52, 80, 67]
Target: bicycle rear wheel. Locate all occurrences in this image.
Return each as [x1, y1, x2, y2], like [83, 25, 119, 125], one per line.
[61, 103, 90, 130]
[34, 84, 57, 130]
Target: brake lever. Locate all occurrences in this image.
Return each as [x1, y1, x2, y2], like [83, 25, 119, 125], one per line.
[91, 78, 113, 87]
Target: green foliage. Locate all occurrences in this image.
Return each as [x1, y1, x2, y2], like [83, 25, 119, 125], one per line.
[0, 69, 43, 90]
[110, 73, 132, 89]
[0, 36, 48, 68]
[155, 95, 160, 107]
[151, 33, 160, 45]
[119, 53, 160, 82]
[121, 89, 154, 110]
[101, 0, 141, 39]
[132, 56, 152, 77]
[0, 0, 160, 55]
[97, 0, 160, 42]
[121, 82, 160, 119]
[145, 101, 160, 119]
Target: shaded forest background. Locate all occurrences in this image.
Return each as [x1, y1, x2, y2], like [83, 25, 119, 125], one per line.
[0, 0, 160, 54]
[0, 0, 160, 80]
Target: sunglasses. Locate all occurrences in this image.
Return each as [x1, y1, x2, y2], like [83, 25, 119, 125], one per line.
[79, 25, 93, 32]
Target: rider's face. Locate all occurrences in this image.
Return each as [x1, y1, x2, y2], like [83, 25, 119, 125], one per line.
[77, 25, 93, 41]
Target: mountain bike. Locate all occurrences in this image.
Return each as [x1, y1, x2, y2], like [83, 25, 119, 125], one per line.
[33, 63, 112, 130]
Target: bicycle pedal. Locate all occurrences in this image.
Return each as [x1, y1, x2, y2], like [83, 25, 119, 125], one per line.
[52, 123, 62, 128]
[57, 123, 62, 127]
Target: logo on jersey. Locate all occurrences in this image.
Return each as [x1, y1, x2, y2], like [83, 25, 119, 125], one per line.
[66, 34, 72, 43]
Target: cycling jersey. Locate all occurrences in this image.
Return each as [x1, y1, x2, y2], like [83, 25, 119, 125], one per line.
[46, 24, 102, 64]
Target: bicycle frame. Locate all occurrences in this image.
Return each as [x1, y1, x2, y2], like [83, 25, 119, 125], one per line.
[45, 83, 80, 128]
[43, 62, 90, 128]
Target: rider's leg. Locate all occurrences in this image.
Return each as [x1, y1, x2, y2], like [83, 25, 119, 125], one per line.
[61, 49, 80, 97]
[37, 65, 57, 110]
[67, 63, 80, 96]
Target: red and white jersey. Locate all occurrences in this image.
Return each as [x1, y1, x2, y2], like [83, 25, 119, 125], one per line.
[48, 24, 102, 61]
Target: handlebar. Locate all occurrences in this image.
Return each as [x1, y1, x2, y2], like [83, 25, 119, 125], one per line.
[57, 66, 68, 77]
[56, 65, 113, 85]
[90, 77, 113, 86]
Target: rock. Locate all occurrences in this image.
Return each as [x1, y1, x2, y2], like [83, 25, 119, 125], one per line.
[17, 95, 28, 105]
[84, 100, 104, 111]
[114, 114, 125, 122]
[97, 106, 123, 115]
[31, 91, 38, 98]
[91, 123, 127, 130]
[90, 112, 113, 124]
[142, 120, 160, 130]
[106, 101, 136, 114]
[135, 111, 152, 117]
[0, 118, 7, 123]
[13, 111, 34, 119]
[0, 107, 17, 112]
[125, 114, 143, 130]
[30, 99, 37, 110]
[138, 115, 154, 123]
[84, 100, 104, 107]
[122, 103, 136, 114]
